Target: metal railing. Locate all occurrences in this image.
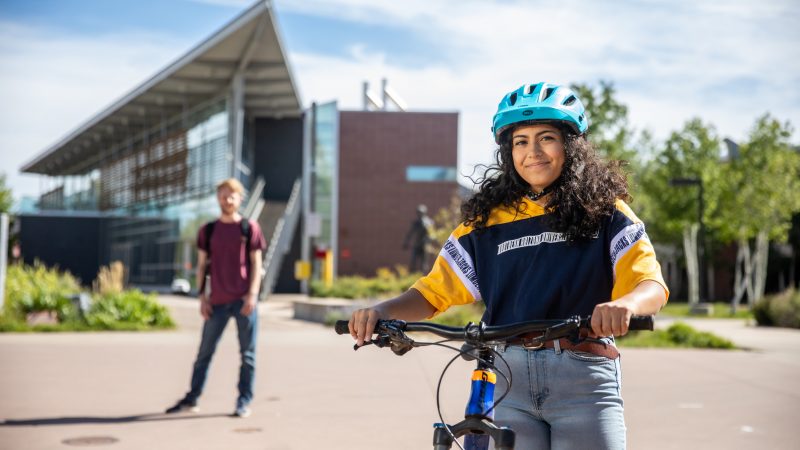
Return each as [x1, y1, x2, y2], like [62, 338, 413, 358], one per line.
[243, 176, 266, 219]
[259, 178, 301, 300]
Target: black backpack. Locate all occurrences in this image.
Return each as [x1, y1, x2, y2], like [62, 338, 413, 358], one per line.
[198, 219, 252, 295]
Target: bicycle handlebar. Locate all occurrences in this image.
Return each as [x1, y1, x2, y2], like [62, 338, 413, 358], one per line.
[335, 315, 653, 343]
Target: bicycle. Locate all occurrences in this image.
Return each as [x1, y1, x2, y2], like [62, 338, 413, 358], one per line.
[335, 315, 654, 450]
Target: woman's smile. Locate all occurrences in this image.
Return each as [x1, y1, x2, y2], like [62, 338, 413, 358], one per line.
[511, 123, 565, 193]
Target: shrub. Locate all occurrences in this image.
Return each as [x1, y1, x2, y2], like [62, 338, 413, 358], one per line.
[311, 266, 421, 299]
[665, 322, 735, 348]
[3, 262, 81, 322]
[86, 290, 175, 330]
[752, 289, 800, 329]
[1, 264, 175, 332]
[94, 261, 125, 295]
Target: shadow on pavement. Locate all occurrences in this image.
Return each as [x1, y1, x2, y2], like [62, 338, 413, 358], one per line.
[0, 412, 232, 426]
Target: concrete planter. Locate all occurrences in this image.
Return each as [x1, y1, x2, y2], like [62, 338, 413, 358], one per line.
[26, 311, 59, 326]
[292, 297, 380, 324]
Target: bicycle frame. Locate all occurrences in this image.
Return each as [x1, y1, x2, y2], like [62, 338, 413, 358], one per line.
[433, 349, 515, 450]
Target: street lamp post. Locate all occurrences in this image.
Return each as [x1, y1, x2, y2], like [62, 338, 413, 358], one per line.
[670, 177, 711, 313]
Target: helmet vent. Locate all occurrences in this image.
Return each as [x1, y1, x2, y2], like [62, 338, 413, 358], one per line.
[509, 92, 518, 105]
[525, 84, 537, 95]
[563, 95, 577, 106]
[543, 87, 555, 101]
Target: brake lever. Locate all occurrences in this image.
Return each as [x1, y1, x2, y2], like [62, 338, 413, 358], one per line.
[353, 334, 392, 351]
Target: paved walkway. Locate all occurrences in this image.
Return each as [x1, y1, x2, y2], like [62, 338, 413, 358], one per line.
[1, 295, 798, 449]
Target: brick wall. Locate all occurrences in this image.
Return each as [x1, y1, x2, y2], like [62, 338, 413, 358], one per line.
[337, 110, 459, 276]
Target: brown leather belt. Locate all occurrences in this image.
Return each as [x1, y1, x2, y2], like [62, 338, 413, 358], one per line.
[507, 334, 620, 360]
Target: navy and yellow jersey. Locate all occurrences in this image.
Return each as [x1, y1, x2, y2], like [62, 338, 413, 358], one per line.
[412, 198, 668, 326]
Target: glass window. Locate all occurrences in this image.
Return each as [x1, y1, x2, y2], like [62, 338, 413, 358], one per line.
[313, 102, 338, 248]
[406, 166, 457, 182]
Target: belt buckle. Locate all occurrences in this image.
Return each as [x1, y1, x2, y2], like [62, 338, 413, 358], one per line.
[522, 337, 544, 350]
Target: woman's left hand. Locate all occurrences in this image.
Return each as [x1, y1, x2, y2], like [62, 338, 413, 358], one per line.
[591, 280, 668, 337]
[590, 300, 636, 337]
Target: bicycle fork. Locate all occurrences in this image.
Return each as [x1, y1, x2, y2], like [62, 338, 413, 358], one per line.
[432, 351, 515, 450]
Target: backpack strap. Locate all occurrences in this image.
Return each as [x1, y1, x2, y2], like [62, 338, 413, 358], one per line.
[204, 221, 216, 257]
[240, 219, 252, 255]
[199, 221, 216, 295]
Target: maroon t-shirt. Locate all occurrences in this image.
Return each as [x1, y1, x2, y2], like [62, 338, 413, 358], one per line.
[197, 219, 267, 305]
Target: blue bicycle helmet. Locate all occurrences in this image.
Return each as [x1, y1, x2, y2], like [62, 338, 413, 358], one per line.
[492, 82, 588, 143]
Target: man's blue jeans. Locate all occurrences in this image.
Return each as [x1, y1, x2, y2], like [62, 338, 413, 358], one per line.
[491, 338, 626, 450]
[185, 299, 258, 408]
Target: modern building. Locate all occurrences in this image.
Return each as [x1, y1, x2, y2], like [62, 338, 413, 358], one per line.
[18, 1, 459, 294]
[336, 109, 459, 276]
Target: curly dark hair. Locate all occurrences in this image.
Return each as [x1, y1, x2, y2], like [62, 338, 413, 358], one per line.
[461, 123, 630, 241]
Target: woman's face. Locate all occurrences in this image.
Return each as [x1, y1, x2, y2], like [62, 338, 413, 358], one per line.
[510, 123, 565, 193]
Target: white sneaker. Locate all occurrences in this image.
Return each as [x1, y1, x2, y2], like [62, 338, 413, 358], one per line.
[233, 405, 251, 418]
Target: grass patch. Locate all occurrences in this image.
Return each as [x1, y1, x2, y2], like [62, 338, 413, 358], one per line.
[660, 302, 752, 319]
[618, 322, 735, 349]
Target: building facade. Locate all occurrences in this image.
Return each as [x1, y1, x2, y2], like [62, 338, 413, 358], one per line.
[18, 2, 461, 294]
[20, 2, 304, 292]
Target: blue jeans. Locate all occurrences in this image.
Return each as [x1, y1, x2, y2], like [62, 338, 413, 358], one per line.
[491, 339, 625, 450]
[185, 299, 258, 408]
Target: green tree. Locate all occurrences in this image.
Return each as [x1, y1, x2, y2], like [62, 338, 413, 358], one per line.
[715, 115, 800, 307]
[570, 81, 639, 165]
[638, 119, 726, 304]
[0, 173, 12, 214]
[571, 81, 653, 205]
[429, 195, 463, 248]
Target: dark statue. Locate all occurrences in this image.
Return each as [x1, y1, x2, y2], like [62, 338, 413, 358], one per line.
[403, 204, 434, 273]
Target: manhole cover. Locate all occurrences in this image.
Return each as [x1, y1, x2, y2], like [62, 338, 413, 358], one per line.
[62, 436, 119, 446]
[233, 427, 263, 434]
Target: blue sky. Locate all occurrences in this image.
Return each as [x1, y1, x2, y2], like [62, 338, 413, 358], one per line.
[1, 0, 798, 203]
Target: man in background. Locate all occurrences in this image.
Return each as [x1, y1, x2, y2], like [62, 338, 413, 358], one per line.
[166, 178, 266, 418]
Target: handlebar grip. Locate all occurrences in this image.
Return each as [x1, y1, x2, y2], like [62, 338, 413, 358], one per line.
[334, 320, 350, 335]
[629, 315, 654, 331]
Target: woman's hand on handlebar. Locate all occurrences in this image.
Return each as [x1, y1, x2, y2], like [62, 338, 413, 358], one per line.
[590, 300, 634, 337]
[348, 289, 439, 347]
[591, 280, 667, 337]
[349, 306, 387, 347]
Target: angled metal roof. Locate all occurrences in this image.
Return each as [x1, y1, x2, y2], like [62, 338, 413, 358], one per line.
[21, 0, 301, 176]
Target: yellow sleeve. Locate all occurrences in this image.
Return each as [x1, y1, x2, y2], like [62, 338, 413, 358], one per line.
[611, 239, 669, 301]
[611, 200, 670, 301]
[412, 224, 480, 316]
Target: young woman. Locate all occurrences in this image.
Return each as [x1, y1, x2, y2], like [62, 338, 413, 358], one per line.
[348, 82, 668, 449]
